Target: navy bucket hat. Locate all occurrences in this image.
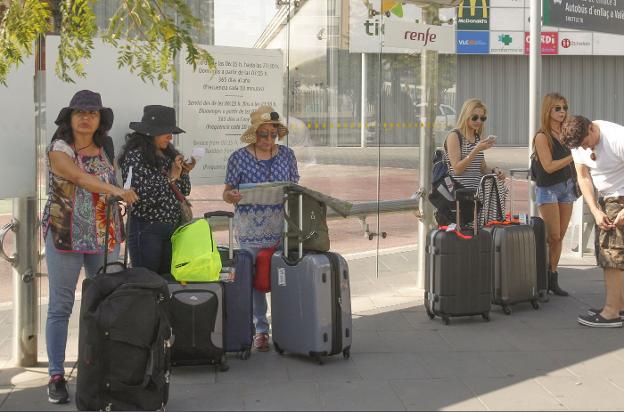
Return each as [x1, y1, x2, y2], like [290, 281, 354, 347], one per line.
[54, 90, 114, 131]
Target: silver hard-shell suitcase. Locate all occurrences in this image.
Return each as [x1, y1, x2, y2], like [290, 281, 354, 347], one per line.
[481, 175, 540, 315]
[270, 191, 352, 364]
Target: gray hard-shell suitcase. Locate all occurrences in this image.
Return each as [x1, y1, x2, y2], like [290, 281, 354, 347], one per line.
[270, 191, 352, 364]
[509, 168, 549, 302]
[482, 174, 540, 315]
[425, 188, 492, 325]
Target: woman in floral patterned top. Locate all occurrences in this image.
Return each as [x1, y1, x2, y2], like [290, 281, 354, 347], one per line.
[119, 105, 195, 277]
[223, 105, 299, 352]
[42, 90, 138, 404]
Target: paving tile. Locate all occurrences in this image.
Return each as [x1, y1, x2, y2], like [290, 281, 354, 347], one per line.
[319, 380, 406, 411]
[353, 311, 418, 332]
[0, 381, 75, 411]
[418, 352, 505, 379]
[168, 383, 245, 411]
[0, 386, 13, 411]
[352, 353, 429, 380]
[242, 381, 321, 411]
[391, 378, 486, 411]
[215, 351, 290, 384]
[284, 354, 362, 382]
[547, 351, 624, 380]
[462, 377, 566, 410]
[377, 330, 452, 353]
[537, 375, 624, 410]
[481, 351, 574, 379]
[169, 365, 217, 385]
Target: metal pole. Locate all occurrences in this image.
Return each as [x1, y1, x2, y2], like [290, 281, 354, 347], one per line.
[360, 53, 367, 148]
[12, 198, 39, 367]
[416, 4, 440, 290]
[528, 0, 541, 217]
[327, 0, 339, 147]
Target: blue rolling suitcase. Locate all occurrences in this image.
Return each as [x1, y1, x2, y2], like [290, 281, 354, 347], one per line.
[205, 211, 255, 360]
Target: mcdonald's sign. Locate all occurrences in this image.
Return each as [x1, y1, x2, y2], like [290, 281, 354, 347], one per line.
[457, 0, 490, 30]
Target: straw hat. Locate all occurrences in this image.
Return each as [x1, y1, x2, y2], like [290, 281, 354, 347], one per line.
[240, 105, 288, 144]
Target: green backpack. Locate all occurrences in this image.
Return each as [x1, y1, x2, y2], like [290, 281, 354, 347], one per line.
[170, 219, 222, 282]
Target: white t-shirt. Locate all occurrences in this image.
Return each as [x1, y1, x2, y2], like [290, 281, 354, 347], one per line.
[572, 120, 624, 198]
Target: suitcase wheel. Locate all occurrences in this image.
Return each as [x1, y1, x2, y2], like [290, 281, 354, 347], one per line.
[218, 356, 229, 372]
[314, 355, 324, 365]
[342, 348, 351, 359]
[539, 290, 550, 303]
[531, 300, 540, 310]
[481, 312, 490, 322]
[502, 306, 512, 315]
[240, 348, 251, 360]
[273, 342, 284, 355]
[442, 316, 450, 326]
[425, 306, 435, 320]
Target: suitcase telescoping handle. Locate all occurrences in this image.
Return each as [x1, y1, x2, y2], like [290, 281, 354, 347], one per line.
[102, 196, 131, 273]
[282, 191, 304, 260]
[453, 188, 479, 236]
[204, 211, 234, 260]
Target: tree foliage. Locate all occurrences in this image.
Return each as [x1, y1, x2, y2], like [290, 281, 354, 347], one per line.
[0, 0, 215, 88]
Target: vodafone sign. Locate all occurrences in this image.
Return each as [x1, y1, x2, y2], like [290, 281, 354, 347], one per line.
[524, 32, 558, 55]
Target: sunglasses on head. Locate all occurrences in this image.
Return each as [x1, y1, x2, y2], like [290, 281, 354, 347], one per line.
[470, 115, 487, 122]
[553, 105, 569, 112]
[257, 130, 278, 139]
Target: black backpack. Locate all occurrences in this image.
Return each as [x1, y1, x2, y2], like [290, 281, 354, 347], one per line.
[76, 267, 172, 411]
[103, 135, 115, 165]
[428, 133, 475, 227]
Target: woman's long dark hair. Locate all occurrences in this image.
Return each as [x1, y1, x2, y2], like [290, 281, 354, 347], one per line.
[118, 132, 181, 169]
[51, 116, 108, 148]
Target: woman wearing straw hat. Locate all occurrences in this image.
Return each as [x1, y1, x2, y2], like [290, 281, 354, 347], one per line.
[119, 105, 196, 277]
[223, 105, 299, 352]
[43, 90, 138, 404]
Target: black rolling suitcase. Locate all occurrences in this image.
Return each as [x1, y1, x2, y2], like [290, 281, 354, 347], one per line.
[482, 174, 540, 315]
[425, 188, 493, 325]
[167, 213, 229, 371]
[76, 199, 172, 411]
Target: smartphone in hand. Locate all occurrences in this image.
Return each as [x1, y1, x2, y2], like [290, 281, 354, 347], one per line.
[486, 135, 497, 143]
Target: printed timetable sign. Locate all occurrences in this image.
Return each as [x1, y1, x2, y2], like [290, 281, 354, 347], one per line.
[179, 46, 283, 185]
[543, 0, 624, 36]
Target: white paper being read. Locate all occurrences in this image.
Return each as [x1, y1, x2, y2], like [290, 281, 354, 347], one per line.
[191, 147, 206, 160]
[123, 166, 133, 190]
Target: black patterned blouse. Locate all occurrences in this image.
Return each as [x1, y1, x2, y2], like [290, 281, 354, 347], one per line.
[120, 149, 191, 224]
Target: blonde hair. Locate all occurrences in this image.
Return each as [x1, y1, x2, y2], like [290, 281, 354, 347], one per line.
[535, 92, 568, 153]
[455, 98, 487, 139]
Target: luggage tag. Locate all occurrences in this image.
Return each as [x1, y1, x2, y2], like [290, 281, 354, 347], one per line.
[220, 266, 236, 282]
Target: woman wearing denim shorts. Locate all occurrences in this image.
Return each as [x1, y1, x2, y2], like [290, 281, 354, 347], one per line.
[532, 93, 578, 296]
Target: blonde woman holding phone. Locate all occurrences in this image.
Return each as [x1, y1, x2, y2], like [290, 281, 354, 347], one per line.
[444, 98, 507, 226]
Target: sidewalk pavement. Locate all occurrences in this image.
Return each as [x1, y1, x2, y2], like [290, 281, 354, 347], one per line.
[1, 247, 624, 411]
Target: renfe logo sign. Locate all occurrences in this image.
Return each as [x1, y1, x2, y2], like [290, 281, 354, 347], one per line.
[524, 32, 558, 54]
[384, 22, 455, 52]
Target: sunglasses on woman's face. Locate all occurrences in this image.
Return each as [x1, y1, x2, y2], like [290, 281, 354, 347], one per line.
[257, 131, 278, 139]
[470, 115, 487, 122]
[553, 105, 569, 112]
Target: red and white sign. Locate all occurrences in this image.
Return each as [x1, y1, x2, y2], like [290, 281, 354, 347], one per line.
[524, 32, 558, 55]
[384, 21, 456, 53]
[558, 32, 593, 55]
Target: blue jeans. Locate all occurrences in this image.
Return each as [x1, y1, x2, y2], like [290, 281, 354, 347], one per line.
[45, 233, 119, 377]
[127, 215, 176, 280]
[535, 178, 578, 206]
[242, 246, 270, 334]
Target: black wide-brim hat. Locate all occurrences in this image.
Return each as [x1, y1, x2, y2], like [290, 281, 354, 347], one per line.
[54, 90, 114, 131]
[129, 105, 185, 136]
